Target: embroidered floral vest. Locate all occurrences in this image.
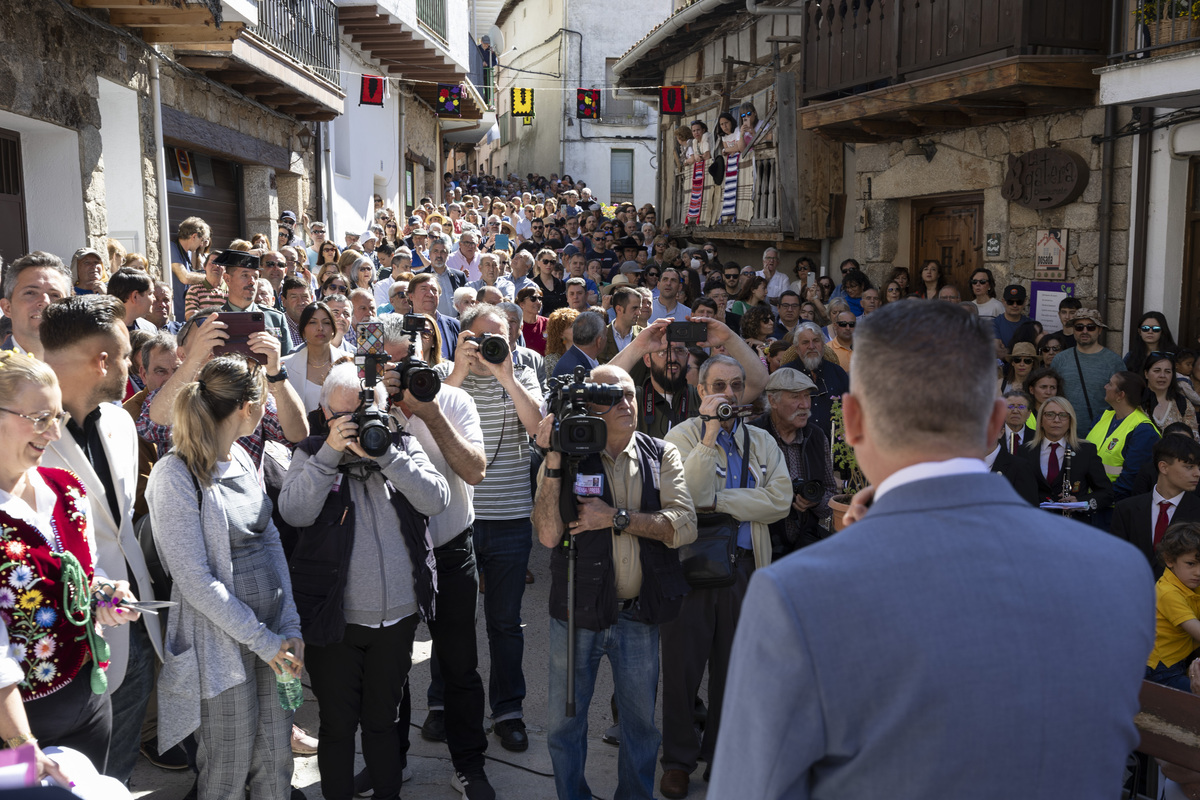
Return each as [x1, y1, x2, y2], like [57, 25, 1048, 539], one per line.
[0, 468, 96, 701]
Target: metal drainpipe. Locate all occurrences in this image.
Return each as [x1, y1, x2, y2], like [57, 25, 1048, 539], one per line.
[149, 52, 171, 280]
[1128, 106, 1154, 340]
[1097, 104, 1116, 335]
[314, 122, 324, 223]
[399, 89, 406, 216]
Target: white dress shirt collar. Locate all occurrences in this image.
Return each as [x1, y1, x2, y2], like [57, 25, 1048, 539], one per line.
[874, 457, 988, 502]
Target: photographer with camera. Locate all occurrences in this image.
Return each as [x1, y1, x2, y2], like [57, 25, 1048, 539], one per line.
[609, 316, 769, 439]
[277, 361, 450, 800]
[532, 364, 696, 800]
[660, 354, 792, 799]
[354, 314, 497, 799]
[441, 305, 544, 752]
[748, 370, 836, 557]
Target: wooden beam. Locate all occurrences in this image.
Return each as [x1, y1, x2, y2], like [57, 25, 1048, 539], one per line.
[161, 105, 289, 171]
[350, 31, 416, 43]
[74, 0, 186, 7]
[109, 8, 216, 26]
[175, 55, 234, 71]
[901, 109, 972, 128]
[142, 23, 241, 45]
[853, 119, 922, 137]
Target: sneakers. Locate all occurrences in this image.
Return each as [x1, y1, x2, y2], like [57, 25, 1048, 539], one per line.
[140, 737, 189, 770]
[493, 718, 528, 752]
[421, 709, 447, 742]
[353, 764, 413, 796]
[451, 769, 497, 800]
[290, 724, 319, 755]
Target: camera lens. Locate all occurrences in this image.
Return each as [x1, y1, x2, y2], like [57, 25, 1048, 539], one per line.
[716, 403, 735, 420]
[357, 417, 391, 458]
[478, 335, 509, 365]
[405, 365, 441, 403]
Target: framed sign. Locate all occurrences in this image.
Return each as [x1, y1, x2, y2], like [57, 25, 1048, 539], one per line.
[1030, 280, 1075, 334]
[985, 233, 1002, 258]
[1035, 229, 1068, 280]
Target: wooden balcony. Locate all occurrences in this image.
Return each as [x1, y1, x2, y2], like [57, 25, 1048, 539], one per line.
[800, 0, 1109, 142]
[73, 0, 242, 45]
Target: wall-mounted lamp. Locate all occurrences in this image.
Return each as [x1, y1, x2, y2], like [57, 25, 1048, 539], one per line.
[295, 125, 314, 151]
[918, 141, 937, 162]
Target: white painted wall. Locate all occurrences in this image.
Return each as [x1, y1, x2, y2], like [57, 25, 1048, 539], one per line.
[1130, 117, 1194, 342]
[359, 0, 471, 71]
[0, 109, 85, 261]
[328, 45, 402, 240]
[97, 78, 146, 255]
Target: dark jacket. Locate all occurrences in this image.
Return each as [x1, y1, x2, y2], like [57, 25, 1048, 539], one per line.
[548, 433, 690, 631]
[285, 435, 435, 646]
[419, 265, 469, 297]
[1111, 490, 1200, 575]
[990, 446, 1039, 506]
[1016, 440, 1112, 514]
[551, 345, 595, 378]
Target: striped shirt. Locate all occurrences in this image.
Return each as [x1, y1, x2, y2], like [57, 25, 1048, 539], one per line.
[184, 280, 228, 320]
[439, 362, 542, 519]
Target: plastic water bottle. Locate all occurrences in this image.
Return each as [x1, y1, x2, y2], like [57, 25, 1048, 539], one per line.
[276, 669, 304, 711]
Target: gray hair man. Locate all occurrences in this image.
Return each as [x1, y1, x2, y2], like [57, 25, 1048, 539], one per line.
[710, 300, 1155, 800]
[659, 354, 792, 799]
[551, 311, 607, 378]
[0, 251, 72, 358]
[779, 320, 849, 438]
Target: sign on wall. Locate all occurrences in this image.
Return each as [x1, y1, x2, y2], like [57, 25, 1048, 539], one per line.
[1035, 228, 1068, 279]
[1031, 281, 1075, 334]
[1001, 148, 1090, 210]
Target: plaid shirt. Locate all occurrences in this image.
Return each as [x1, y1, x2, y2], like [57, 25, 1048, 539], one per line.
[136, 387, 288, 467]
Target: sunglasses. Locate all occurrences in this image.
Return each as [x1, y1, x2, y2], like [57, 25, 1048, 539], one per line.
[1039, 345, 1062, 354]
[970, 279, 989, 285]
[1073, 323, 1098, 332]
[527, 295, 543, 301]
[724, 273, 739, 280]
[740, 112, 752, 118]
[263, 260, 282, 268]
[392, 291, 407, 299]
[1011, 357, 1036, 365]
[836, 320, 856, 328]
[1005, 299, 1023, 305]
[1140, 325, 1163, 333]
[1148, 351, 1177, 361]
[646, 272, 660, 277]
[540, 259, 556, 265]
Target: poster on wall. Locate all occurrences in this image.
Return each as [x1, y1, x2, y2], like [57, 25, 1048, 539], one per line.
[175, 149, 196, 194]
[1030, 280, 1075, 334]
[1034, 229, 1068, 280]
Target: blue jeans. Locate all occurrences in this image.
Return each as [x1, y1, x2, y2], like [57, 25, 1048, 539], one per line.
[547, 610, 661, 800]
[473, 518, 532, 721]
[1146, 660, 1193, 692]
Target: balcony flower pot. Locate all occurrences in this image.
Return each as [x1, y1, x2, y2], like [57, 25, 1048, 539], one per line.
[1135, 1, 1200, 54]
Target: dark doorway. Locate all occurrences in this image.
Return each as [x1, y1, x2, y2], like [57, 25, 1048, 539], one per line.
[0, 128, 28, 265]
[912, 194, 984, 296]
[1181, 158, 1200, 349]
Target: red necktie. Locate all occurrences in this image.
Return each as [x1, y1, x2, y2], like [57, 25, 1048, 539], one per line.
[1155, 501, 1173, 546]
[1046, 443, 1060, 488]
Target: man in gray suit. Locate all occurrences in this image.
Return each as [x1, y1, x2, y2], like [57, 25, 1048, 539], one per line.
[710, 300, 1155, 800]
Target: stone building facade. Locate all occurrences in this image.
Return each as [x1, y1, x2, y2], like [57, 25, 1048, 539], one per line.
[852, 107, 1133, 337]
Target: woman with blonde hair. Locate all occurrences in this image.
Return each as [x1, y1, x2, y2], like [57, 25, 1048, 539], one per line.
[336, 249, 362, 284]
[146, 355, 303, 800]
[543, 307, 580, 375]
[0, 351, 137, 778]
[1018, 395, 1111, 522]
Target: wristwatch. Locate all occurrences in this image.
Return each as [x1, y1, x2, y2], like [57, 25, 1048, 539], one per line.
[266, 365, 288, 383]
[612, 508, 631, 533]
[1088, 498, 1097, 511]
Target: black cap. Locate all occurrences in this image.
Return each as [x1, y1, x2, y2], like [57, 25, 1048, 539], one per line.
[213, 250, 261, 271]
[1002, 284, 1026, 304]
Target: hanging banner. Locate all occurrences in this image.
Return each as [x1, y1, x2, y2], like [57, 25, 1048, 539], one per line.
[360, 75, 385, 106]
[522, 116, 533, 126]
[511, 88, 534, 117]
[576, 89, 600, 119]
[437, 84, 462, 116]
[660, 86, 685, 115]
[174, 149, 196, 194]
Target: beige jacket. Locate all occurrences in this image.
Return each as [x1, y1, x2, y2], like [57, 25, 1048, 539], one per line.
[665, 416, 793, 569]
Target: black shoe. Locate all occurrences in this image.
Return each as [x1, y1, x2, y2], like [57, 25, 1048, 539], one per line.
[354, 764, 413, 795]
[493, 718, 528, 752]
[422, 709, 447, 742]
[601, 723, 620, 747]
[451, 769, 497, 800]
[140, 738, 190, 770]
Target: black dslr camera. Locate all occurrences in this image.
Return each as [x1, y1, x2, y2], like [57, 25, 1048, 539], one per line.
[466, 332, 509, 365]
[391, 314, 441, 404]
[545, 366, 623, 456]
[352, 315, 442, 458]
[793, 478, 825, 504]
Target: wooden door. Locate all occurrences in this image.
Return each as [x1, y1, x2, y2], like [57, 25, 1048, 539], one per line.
[1181, 158, 1200, 349]
[912, 195, 983, 295]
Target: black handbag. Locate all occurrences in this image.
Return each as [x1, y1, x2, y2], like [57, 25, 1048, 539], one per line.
[708, 154, 725, 183]
[679, 425, 749, 589]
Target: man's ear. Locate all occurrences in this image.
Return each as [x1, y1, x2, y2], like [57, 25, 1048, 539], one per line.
[843, 393, 865, 447]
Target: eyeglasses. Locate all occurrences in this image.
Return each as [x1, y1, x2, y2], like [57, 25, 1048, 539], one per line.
[1039, 345, 1061, 354]
[970, 279, 990, 285]
[836, 320, 856, 328]
[1141, 325, 1163, 333]
[706, 380, 745, 393]
[0, 407, 69, 434]
[392, 291, 407, 299]
[1073, 323, 1098, 332]
[653, 346, 690, 359]
[740, 112, 752, 118]
[1006, 404, 1028, 411]
[1011, 357, 1036, 365]
[526, 295, 543, 302]
[1042, 411, 1071, 422]
[263, 260, 282, 268]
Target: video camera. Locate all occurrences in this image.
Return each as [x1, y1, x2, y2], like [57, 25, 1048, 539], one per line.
[545, 366, 623, 456]
[352, 315, 441, 457]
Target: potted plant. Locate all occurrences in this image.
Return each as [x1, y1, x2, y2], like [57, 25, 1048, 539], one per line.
[828, 397, 867, 531]
[1134, 0, 1200, 55]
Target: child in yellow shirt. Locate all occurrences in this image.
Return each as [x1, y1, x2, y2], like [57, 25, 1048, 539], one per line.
[1147, 522, 1200, 692]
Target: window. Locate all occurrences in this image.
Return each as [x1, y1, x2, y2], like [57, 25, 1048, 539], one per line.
[610, 149, 633, 200]
[603, 58, 636, 119]
[0, 128, 28, 265]
[499, 113, 510, 146]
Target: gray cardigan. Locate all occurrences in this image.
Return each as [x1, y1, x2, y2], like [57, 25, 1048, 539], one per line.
[146, 447, 302, 752]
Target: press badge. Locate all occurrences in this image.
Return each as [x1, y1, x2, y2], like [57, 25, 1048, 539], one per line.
[574, 473, 604, 497]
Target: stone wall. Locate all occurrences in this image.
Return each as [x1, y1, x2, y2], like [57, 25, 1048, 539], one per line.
[0, 0, 157, 264]
[853, 107, 1134, 335]
[405, 94, 440, 204]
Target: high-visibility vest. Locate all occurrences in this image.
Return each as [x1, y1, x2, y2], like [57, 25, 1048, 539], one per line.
[1084, 408, 1157, 481]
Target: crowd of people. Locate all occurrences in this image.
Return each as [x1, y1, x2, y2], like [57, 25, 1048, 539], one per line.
[0, 170, 1195, 800]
